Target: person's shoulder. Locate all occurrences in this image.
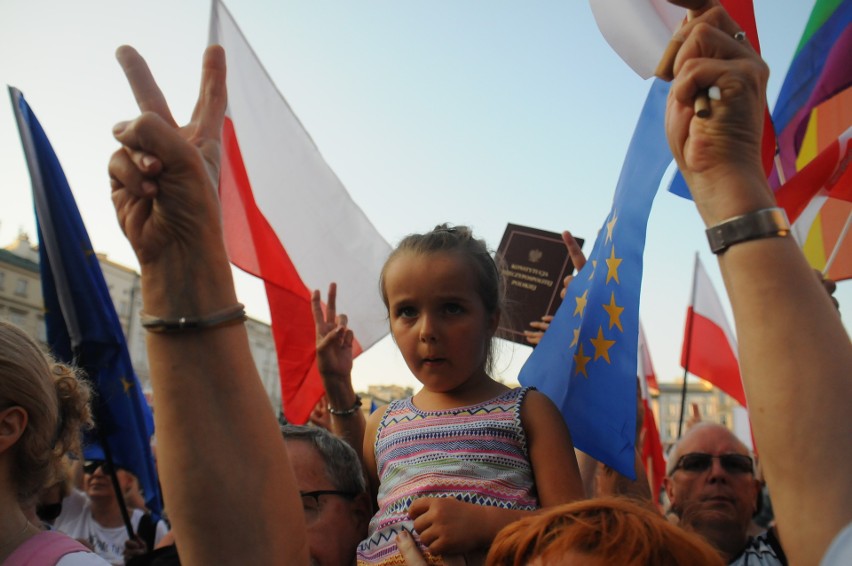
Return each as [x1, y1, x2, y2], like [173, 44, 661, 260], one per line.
[54, 489, 90, 532]
[820, 522, 852, 566]
[731, 529, 787, 566]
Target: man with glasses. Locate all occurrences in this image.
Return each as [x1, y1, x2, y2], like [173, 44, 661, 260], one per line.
[53, 454, 169, 565]
[664, 423, 786, 565]
[281, 425, 372, 566]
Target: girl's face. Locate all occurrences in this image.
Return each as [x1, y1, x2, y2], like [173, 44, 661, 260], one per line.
[383, 251, 498, 394]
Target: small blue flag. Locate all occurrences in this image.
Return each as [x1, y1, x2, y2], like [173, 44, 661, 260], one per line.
[10, 87, 161, 514]
[519, 80, 673, 478]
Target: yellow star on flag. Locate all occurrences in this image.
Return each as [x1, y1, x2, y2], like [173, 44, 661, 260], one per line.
[573, 343, 592, 377]
[605, 211, 618, 244]
[605, 246, 622, 284]
[121, 376, 134, 394]
[587, 260, 597, 281]
[570, 327, 580, 347]
[573, 289, 589, 317]
[602, 292, 624, 332]
[590, 326, 616, 363]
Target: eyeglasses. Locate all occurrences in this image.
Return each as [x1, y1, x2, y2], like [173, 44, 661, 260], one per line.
[672, 453, 754, 475]
[300, 490, 358, 524]
[82, 460, 113, 475]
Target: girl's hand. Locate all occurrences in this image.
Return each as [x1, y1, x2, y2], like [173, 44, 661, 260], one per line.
[311, 283, 354, 383]
[408, 497, 492, 555]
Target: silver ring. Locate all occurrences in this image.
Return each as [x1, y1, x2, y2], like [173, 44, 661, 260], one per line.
[733, 31, 746, 42]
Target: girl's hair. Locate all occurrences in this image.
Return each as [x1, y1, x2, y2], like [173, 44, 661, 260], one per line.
[379, 224, 503, 371]
[0, 322, 93, 502]
[486, 496, 725, 566]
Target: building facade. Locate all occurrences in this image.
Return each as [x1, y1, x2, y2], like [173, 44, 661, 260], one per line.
[0, 234, 282, 412]
[651, 379, 741, 452]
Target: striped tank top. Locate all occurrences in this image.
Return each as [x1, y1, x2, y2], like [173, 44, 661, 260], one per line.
[356, 387, 539, 565]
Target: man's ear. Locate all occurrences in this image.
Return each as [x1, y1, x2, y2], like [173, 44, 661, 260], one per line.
[663, 475, 676, 507]
[0, 406, 28, 454]
[352, 492, 373, 533]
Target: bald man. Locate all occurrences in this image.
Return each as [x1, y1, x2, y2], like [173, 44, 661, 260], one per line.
[664, 423, 786, 565]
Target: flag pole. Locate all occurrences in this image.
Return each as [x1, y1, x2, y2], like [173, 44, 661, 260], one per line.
[677, 253, 700, 440]
[822, 210, 852, 276]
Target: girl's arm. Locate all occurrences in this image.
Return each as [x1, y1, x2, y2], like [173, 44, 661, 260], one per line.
[363, 407, 385, 509]
[521, 390, 586, 505]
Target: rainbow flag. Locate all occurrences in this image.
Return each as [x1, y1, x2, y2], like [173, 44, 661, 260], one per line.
[771, 0, 852, 280]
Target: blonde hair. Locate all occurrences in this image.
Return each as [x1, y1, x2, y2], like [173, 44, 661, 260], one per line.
[487, 497, 724, 566]
[0, 322, 92, 502]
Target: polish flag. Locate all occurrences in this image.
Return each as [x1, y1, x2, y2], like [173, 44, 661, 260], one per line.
[637, 323, 665, 501]
[681, 257, 746, 407]
[210, 2, 392, 423]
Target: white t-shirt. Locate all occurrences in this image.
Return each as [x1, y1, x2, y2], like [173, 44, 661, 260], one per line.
[821, 522, 852, 566]
[53, 490, 168, 566]
[56, 552, 112, 565]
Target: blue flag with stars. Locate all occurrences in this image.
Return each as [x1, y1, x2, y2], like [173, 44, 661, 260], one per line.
[519, 79, 673, 478]
[10, 87, 161, 514]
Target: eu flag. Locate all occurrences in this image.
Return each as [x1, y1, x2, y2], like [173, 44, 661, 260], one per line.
[10, 87, 161, 514]
[519, 80, 672, 478]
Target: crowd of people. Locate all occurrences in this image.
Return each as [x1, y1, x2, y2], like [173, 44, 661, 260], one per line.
[1, 0, 850, 564]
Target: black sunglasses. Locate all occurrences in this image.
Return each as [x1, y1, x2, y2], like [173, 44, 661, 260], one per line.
[672, 452, 754, 475]
[82, 460, 113, 475]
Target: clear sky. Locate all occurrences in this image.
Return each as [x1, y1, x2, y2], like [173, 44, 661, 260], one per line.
[1, 0, 846, 393]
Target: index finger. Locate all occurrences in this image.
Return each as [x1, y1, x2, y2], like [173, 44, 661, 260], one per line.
[325, 282, 338, 324]
[562, 231, 586, 273]
[189, 45, 228, 141]
[115, 45, 178, 127]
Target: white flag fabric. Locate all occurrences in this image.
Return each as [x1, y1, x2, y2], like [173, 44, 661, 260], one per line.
[210, 1, 392, 422]
[681, 257, 745, 406]
[589, 0, 685, 78]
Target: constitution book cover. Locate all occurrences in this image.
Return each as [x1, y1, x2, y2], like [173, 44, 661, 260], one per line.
[495, 224, 583, 346]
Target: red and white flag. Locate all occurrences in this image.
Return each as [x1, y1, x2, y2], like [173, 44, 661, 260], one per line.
[681, 256, 746, 407]
[210, 2, 392, 423]
[637, 323, 665, 501]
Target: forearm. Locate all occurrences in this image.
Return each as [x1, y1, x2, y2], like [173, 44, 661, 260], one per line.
[717, 233, 852, 565]
[696, 178, 852, 565]
[141, 251, 308, 565]
[324, 377, 367, 458]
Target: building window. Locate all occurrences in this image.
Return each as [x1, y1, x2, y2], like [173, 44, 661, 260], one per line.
[37, 317, 47, 343]
[0, 271, 5, 290]
[14, 279, 27, 297]
[8, 309, 26, 328]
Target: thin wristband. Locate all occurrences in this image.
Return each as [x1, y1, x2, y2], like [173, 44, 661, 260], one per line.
[328, 394, 362, 416]
[706, 208, 790, 254]
[140, 303, 247, 333]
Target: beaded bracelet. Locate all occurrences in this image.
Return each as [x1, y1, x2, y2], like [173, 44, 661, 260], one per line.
[328, 395, 362, 416]
[140, 303, 247, 333]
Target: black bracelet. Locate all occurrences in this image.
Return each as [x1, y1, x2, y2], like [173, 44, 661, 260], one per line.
[140, 303, 247, 333]
[328, 395, 362, 416]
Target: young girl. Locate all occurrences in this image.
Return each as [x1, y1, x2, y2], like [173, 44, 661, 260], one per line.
[314, 225, 585, 565]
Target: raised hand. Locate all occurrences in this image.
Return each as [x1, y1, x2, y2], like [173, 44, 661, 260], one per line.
[312, 283, 355, 383]
[523, 231, 586, 345]
[660, 1, 772, 224]
[109, 45, 227, 266]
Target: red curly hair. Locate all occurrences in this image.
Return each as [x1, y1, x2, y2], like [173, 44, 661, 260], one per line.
[487, 497, 724, 566]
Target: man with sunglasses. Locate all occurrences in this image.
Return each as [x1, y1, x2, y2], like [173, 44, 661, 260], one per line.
[53, 456, 169, 565]
[281, 425, 372, 566]
[664, 423, 786, 565]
